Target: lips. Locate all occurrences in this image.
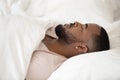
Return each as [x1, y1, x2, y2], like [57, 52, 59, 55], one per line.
[64, 24, 70, 27]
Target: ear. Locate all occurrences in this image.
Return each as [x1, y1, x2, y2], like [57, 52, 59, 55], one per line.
[75, 42, 88, 53]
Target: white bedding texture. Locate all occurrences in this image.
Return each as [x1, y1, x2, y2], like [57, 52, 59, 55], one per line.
[0, 0, 120, 80]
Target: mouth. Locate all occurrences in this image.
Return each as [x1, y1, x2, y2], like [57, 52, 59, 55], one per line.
[64, 24, 70, 27]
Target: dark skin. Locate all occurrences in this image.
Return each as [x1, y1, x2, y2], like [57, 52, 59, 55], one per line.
[43, 22, 101, 58]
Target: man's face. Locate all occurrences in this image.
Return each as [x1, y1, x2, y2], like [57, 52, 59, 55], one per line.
[55, 22, 101, 44]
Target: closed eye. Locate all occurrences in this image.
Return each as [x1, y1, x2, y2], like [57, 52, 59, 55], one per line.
[85, 24, 88, 29]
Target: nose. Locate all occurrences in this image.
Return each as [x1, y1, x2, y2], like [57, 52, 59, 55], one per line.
[74, 22, 80, 27]
[70, 21, 82, 28]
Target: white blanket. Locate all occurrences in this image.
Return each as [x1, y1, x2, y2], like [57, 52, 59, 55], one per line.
[0, 15, 57, 80]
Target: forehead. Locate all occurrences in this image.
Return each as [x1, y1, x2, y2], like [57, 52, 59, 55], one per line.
[87, 23, 101, 35]
[82, 23, 101, 42]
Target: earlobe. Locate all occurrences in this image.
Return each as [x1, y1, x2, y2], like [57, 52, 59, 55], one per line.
[80, 45, 88, 53]
[76, 43, 88, 53]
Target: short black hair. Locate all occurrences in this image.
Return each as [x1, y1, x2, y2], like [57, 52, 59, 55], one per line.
[89, 27, 110, 52]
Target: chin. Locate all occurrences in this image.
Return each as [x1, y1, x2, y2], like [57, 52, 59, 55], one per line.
[55, 24, 65, 38]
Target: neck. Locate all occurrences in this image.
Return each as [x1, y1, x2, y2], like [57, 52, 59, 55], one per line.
[42, 35, 68, 57]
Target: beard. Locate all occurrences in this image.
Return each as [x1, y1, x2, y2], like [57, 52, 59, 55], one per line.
[55, 24, 77, 44]
[55, 24, 66, 39]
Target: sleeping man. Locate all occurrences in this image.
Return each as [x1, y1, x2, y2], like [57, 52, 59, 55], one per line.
[26, 22, 110, 80]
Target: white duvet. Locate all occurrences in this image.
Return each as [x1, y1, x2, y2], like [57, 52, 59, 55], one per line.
[0, 16, 55, 80]
[0, 0, 120, 80]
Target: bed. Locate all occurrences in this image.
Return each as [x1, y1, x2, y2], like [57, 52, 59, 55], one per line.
[0, 0, 120, 80]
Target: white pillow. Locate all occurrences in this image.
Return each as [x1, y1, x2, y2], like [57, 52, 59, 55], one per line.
[48, 49, 120, 80]
[48, 20, 120, 80]
[107, 20, 120, 49]
[41, 0, 114, 25]
[104, 0, 120, 21]
[18, 0, 115, 26]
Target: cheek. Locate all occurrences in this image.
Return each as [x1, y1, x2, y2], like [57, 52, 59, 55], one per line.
[83, 31, 92, 41]
[66, 46, 80, 57]
[66, 29, 83, 39]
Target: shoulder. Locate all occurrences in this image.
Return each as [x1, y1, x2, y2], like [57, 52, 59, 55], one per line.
[31, 49, 66, 64]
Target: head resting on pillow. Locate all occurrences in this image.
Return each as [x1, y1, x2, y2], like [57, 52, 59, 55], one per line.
[54, 22, 110, 58]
